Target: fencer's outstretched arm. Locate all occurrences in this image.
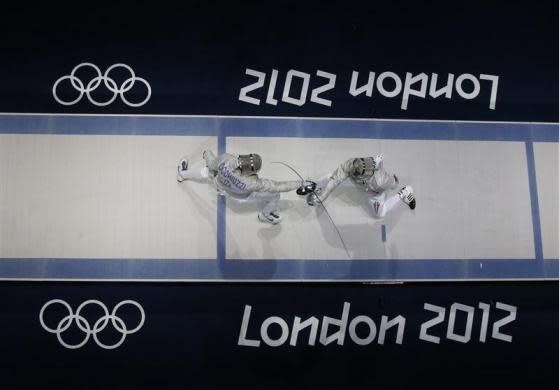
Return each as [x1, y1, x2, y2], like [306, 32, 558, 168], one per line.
[318, 158, 354, 201]
[204, 151, 300, 193]
[243, 177, 301, 193]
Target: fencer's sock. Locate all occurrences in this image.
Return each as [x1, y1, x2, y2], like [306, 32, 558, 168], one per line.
[258, 212, 281, 225]
[398, 186, 416, 210]
[176, 158, 189, 183]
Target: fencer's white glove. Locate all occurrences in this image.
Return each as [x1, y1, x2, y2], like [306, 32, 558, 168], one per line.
[306, 192, 319, 206]
[296, 180, 317, 196]
[303, 180, 316, 190]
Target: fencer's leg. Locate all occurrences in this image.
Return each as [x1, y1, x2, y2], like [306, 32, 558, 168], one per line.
[369, 192, 400, 218]
[262, 193, 280, 216]
[177, 157, 210, 183]
[370, 187, 416, 218]
[249, 192, 281, 224]
[374, 194, 402, 218]
[179, 167, 210, 182]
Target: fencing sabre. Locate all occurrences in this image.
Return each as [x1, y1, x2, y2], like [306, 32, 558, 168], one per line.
[271, 161, 351, 258]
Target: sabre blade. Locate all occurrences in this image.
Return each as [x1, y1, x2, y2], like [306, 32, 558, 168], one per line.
[314, 194, 351, 258]
[272, 161, 351, 258]
[271, 161, 305, 183]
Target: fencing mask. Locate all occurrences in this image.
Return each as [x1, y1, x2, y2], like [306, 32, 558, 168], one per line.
[351, 157, 377, 179]
[238, 153, 262, 176]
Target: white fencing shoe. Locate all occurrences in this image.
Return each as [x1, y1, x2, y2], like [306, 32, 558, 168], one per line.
[258, 212, 281, 225]
[176, 158, 189, 183]
[398, 186, 416, 210]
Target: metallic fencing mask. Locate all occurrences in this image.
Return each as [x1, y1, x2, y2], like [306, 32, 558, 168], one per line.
[238, 153, 262, 175]
[350, 157, 377, 179]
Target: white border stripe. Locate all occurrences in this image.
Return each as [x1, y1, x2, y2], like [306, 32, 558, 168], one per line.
[0, 112, 557, 125]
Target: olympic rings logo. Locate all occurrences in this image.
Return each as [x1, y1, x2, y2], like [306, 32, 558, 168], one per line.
[52, 63, 151, 107]
[39, 299, 145, 349]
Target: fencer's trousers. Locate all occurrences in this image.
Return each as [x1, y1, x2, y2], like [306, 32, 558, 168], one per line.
[315, 176, 403, 218]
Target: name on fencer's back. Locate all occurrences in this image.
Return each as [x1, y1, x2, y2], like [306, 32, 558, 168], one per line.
[218, 162, 247, 190]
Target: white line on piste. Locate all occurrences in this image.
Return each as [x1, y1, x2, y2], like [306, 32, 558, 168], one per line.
[0, 112, 558, 125]
[2, 277, 559, 283]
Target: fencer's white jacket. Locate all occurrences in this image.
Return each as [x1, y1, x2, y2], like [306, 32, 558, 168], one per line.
[319, 158, 398, 201]
[203, 151, 301, 198]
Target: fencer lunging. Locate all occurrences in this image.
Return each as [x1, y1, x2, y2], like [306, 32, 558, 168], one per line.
[177, 151, 302, 225]
[307, 155, 416, 217]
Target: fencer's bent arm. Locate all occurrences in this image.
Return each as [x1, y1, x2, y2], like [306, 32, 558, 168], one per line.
[367, 168, 398, 192]
[319, 159, 353, 201]
[203, 150, 219, 172]
[243, 177, 301, 193]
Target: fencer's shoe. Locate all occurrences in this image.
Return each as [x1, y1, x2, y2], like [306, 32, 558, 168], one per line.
[398, 186, 416, 210]
[176, 158, 189, 183]
[258, 212, 281, 225]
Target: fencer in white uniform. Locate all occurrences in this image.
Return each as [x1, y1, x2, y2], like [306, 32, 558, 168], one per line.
[307, 155, 416, 217]
[177, 151, 302, 224]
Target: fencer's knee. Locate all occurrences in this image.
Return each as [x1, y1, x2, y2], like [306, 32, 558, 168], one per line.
[371, 200, 387, 218]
